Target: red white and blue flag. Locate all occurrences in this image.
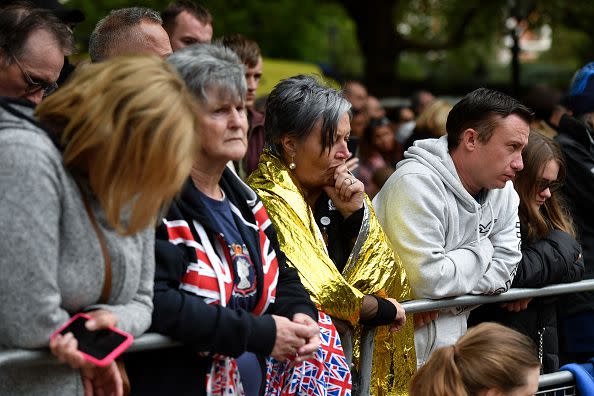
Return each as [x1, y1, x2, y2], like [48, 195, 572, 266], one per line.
[265, 312, 352, 396]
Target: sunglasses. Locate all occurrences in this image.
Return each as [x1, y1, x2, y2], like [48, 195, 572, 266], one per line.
[536, 178, 563, 193]
[11, 54, 58, 97]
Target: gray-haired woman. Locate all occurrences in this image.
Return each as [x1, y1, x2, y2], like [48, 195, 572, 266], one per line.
[125, 45, 321, 396]
[248, 75, 417, 395]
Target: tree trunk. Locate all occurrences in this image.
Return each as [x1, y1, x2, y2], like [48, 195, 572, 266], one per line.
[341, 0, 400, 96]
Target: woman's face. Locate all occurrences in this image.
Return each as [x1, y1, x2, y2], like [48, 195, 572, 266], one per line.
[532, 159, 560, 212]
[373, 124, 395, 153]
[195, 88, 249, 166]
[291, 112, 351, 191]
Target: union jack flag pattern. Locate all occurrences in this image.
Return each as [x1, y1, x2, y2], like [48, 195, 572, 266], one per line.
[265, 312, 352, 396]
[206, 355, 244, 396]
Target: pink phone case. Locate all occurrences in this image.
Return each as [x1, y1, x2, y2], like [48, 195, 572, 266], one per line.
[50, 312, 134, 366]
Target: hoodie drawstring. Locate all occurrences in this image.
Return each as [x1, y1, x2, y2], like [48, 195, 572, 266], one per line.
[476, 201, 495, 243]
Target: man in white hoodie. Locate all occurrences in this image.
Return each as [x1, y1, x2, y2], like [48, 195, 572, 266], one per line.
[373, 88, 532, 366]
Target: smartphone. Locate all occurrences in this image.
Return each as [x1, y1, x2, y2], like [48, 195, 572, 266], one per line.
[347, 137, 359, 156]
[50, 313, 134, 366]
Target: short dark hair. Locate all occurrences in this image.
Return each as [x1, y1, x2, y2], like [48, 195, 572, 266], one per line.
[446, 88, 533, 150]
[161, 0, 212, 37]
[265, 74, 351, 158]
[89, 7, 162, 62]
[0, 2, 75, 65]
[216, 34, 260, 68]
[522, 84, 562, 122]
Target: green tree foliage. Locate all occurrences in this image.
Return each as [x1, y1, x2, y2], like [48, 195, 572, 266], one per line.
[65, 0, 362, 77]
[63, 0, 592, 94]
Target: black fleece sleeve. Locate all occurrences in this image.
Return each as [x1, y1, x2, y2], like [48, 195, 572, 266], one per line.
[513, 230, 584, 288]
[359, 295, 397, 327]
[151, 226, 276, 358]
[264, 221, 318, 322]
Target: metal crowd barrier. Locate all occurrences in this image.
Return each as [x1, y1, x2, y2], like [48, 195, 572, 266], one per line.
[353, 279, 594, 396]
[536, 371, 576, 395]
[2, 279, 594, 394]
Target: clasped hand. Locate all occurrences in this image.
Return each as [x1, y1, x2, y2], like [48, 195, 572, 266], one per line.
[49, 309, 123, 396]
[271, 313, 320, 362]
[323, 163, 364, 218]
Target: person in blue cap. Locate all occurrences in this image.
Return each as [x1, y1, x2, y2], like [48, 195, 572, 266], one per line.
[555, 61, 594, 365]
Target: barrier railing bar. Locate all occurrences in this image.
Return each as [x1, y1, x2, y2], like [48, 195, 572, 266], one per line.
[400, 279, 594, 314]
[2, 279, 594, 383]
[538, 370, 574, 388]
[357, 327, 376, 396]
[340, 330, 354, 367]
[0, 333, 179, 369]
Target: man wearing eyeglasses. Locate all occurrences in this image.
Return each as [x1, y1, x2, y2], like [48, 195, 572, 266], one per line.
[0, 4, 75, 105]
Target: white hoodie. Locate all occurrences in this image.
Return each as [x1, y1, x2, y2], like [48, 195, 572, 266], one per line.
[373, 136, 521, 366]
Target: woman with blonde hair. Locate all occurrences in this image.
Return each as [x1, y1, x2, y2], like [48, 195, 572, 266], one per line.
[0, 55, 197, 395]
[468, 132, 583, 373]
[410, 322, 541, 396]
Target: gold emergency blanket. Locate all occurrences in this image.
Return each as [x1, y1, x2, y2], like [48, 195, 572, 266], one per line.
[248, 151, 416, 395]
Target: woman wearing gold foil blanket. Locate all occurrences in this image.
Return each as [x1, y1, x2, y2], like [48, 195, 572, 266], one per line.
[248, 75, 416, 395]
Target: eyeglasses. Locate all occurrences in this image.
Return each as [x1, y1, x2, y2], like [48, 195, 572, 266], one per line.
[536, 178, 563, 193]
[11, 54, 58, 97]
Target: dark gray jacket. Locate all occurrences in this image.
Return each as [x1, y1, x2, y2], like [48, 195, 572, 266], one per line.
[0, 99, 155, 395]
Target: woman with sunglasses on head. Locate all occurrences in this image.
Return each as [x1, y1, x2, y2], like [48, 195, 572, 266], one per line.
[468, 131, 584, 373]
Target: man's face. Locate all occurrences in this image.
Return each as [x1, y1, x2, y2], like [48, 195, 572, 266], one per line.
[366, 96, 385, 119]
[0, 29, 64, 105]
[245, 56, 262, 109]
[170, 11, 212, 50]
[470, 114, 530, 192]
[345, 83, 368, 111]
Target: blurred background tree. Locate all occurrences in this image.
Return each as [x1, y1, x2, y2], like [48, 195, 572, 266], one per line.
[63, 0, 593, 97]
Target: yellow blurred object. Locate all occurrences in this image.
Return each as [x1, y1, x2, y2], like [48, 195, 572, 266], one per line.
[258, 58, 340, 96]
[248, 151, 416, 396]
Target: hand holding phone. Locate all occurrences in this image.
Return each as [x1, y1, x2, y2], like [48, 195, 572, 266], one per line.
[50, 312, 133, 367]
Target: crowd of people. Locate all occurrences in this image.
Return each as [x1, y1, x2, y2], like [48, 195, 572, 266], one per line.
[1, 0, 593, 395]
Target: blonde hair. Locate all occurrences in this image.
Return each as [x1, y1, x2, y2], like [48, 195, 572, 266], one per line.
[415, 99, 452, 138]
[410, 323, 540, 396]
[36, 55, 197, 235]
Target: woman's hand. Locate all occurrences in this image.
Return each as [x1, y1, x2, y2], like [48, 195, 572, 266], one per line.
[345, 157, 359, 173]
[386, 298, 406, 332]
[323, 163, 364, 218]
[50, 309, 122, 395]
[85, 309, 118, 331]
[81, 362, 124, 396]
[50, 331, 87, 369]
[50, 333, 124, 396]
[292, 313, 321, 362]
[271, 315, 312, 361]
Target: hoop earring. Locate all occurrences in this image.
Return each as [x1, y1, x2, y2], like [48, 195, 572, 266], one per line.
[289, 154, 296, 170]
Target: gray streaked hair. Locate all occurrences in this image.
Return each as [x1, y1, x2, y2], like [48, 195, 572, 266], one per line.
[89, 7, 162, 62]
[167, 44, 246, 104]
[265, 74, 351, 157]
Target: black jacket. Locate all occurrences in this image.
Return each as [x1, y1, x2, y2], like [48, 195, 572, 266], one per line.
[555, 114, 594, 315]
[468, 229, 584, 373]
[126, 169, 317, 396]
